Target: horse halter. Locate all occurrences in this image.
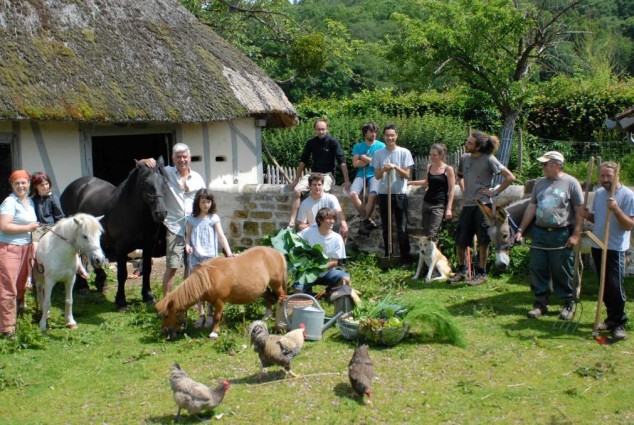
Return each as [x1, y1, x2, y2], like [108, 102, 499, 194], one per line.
[501, 212, 521, 251]
[48, 227, 102, 256]
[142, 181, 165, 204]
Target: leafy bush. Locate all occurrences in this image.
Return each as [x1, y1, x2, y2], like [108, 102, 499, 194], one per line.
[262, 228, 328, 286]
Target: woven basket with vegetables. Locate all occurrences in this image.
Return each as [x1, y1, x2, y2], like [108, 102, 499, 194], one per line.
[358, 317, 410, 346]
[338, 293, 467, 348]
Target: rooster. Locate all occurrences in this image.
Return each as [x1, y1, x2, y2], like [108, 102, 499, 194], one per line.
[248, 320, 305, 379]
[348, 344, 374, 404]
[169, 362, 229, 420]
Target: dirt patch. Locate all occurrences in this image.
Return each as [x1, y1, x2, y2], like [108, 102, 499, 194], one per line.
[111, 256, 167, 283]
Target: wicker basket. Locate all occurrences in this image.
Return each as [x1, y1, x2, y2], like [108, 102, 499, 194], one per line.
[337, 319, 361, 341]
[358, 322, 410, 346]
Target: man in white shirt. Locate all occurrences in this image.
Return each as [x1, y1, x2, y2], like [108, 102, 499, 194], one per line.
[295, 207, 350, 294]
[296, 173, 349, 239]
[139, 143, 206, 294]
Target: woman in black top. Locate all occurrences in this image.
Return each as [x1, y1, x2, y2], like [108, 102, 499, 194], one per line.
[30, 172, 89, 279]
[410, 144, 455, 237]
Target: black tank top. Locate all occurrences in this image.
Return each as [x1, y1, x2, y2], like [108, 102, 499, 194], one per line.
[423, 168, 448, 205]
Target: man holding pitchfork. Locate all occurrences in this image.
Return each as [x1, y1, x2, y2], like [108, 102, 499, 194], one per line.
[581, 161, 634, 340]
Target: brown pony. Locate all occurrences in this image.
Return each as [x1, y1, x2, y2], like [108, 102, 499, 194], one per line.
[156, 246, 287, 339]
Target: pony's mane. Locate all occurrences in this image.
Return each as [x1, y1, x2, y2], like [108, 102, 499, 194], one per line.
[50, 213, 103, 245]
[112, 166, 141, 199]
[163, 265, 217, 312]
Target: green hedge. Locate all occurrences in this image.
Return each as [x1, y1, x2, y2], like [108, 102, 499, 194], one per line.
[525, 77, 634, 141]
[263, 112, 470, 184]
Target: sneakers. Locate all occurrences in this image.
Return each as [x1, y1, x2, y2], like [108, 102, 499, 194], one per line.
[363, 218, 379, 231]
[613, 325, 626, 339]
[527, 306, 545, 319]
[559, 301, 575, 321]
[468, 273, 487, 286]
[596, 320, 615, 332]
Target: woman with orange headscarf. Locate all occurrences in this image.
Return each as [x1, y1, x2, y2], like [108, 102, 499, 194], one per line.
[0, 170, 39, 339]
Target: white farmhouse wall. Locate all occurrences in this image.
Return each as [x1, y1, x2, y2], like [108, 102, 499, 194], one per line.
[3, 117, 263, 196]
[16, 121, 81, 195]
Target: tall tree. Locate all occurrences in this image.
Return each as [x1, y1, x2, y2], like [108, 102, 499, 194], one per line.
[180, 0, 360, 102]
[387, 0, 590, 167]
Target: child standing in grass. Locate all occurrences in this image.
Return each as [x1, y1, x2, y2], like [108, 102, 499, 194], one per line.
[184, 189, 233, 333]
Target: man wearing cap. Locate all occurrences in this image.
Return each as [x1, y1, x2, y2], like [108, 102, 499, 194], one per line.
[513, 151, 584, 320]
[581, 161, 634, 339]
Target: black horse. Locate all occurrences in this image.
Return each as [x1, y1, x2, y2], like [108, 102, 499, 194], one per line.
[61, 158, 169, 309]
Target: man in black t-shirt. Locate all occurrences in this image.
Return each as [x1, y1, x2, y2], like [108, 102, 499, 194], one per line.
[287, 118, 350, 228]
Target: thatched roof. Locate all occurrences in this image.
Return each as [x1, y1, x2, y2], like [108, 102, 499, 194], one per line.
[0, 0, 297, 127]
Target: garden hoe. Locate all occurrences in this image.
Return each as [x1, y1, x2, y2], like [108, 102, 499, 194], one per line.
[380, 171, 400, 269]
[591, 163, 620, 345]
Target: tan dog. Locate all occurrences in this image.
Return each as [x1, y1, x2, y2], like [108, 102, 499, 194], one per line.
[413, 236, 455, 282]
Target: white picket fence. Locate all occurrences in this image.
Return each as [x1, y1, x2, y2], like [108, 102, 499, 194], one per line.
[412, 147, 464, 180]
[264, 147, 465, 183]
[264, 165, 312, 184]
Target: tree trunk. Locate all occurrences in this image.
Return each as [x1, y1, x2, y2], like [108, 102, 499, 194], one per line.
[497, 111, 518, 167]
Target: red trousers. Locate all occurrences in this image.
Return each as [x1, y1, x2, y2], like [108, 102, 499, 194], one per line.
[0, 242, 32, 334]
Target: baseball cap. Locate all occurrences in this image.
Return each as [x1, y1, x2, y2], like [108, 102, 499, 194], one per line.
[537, 151, 565, 163]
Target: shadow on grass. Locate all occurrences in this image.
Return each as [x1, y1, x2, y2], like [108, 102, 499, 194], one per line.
[397, 270, 634, 342]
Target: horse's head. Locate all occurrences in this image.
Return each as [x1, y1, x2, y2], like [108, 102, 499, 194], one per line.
[137, 156, 168, 223]
[156, 295, 186, 340]
[73, 213, 108, 269]
[477, 200, 512, 271]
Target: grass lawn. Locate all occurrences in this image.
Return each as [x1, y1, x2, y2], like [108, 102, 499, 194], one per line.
[1, 255, 633, 424]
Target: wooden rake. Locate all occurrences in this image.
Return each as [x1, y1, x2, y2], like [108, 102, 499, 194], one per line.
[558, 157, 595, 333]
[588, 163, 620, 344]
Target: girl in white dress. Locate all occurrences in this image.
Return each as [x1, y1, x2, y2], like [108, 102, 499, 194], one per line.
[184, 189, 233, 332]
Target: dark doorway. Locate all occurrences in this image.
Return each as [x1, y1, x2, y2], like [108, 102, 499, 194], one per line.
[92, 133, 173, 185]
[0, 141, 13, 201]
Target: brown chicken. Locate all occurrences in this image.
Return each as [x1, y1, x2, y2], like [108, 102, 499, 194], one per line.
[248, 320, 305, 378]
[169, 362, 229, 420]
[348, 344, 374, 403]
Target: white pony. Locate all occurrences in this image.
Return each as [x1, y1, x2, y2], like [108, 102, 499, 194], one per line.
[33, 213, 107, 331]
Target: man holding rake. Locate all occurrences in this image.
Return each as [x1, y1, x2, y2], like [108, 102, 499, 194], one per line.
[581, 161, 634, 340]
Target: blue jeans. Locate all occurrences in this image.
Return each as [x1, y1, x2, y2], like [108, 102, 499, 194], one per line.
[529, 226, 574, 310]
[294, 268, 350, 293]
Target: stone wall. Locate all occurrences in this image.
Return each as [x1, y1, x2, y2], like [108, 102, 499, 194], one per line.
[210, 183, 527, 254]
[210, 183, 634, 276]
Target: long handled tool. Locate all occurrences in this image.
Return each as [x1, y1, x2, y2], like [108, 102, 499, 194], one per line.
[262, 141, 292, 184]
[560, 157, 595, 333]
[380, 171, 400, 268]
[591, 163, 620, 344]
[573, 156, 594, 300]
[362, 166, 367, 216]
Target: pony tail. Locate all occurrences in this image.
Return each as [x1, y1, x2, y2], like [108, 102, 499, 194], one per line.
[489, 135, 500, 151]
